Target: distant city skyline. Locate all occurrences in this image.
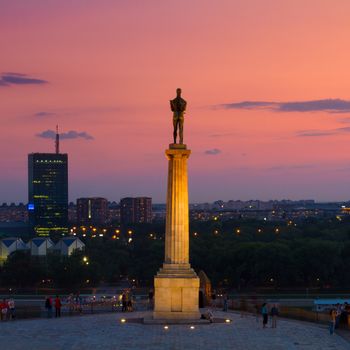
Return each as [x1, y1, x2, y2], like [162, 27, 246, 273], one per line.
[2, 1, 350, 203]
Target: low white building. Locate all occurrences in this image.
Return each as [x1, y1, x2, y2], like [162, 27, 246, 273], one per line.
[52, 237, 85, 256]
[0, 237, 27, 263]
[27, 237, 54, 256]
[0, 236, 85, 262]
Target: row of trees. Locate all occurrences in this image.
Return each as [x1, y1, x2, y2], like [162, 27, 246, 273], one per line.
[1, 216, 350, 289]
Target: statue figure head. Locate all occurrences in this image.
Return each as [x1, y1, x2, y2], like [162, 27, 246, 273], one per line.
[176, 88, 182, 97]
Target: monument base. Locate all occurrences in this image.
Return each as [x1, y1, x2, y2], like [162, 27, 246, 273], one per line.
[153, 268, 200, 320]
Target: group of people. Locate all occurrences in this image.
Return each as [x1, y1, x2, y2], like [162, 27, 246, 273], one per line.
[67, 293, 83, 314]
[0, 298, 15, 321]
[260, 303, 279, 328]
[44, 295, 62, 318]
[329, 302, 350, 335]
[121, 290, 134, 312]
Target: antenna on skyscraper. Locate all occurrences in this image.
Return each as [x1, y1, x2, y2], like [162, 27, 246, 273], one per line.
[55, 125, 60, 154]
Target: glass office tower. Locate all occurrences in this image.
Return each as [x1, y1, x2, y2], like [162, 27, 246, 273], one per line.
[28, 153, 68, 236]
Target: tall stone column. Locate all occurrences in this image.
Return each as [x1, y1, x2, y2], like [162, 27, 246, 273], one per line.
[153, 143, 200, 320]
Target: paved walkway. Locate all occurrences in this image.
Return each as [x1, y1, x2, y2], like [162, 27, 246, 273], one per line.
[0, 311, 348, 350]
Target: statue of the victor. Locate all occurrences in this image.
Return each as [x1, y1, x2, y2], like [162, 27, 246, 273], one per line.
[170, 88, 187, 144]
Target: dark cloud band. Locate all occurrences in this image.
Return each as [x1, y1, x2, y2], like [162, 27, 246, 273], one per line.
[297, 127, 350, 137]
[221, 99, 350, 114]
[0, 72, 48, 86]
[205, 148, 221, 155]
[37, 129, 94, 140]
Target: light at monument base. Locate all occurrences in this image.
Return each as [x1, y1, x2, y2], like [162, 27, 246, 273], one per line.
[225, 319, 231, 323]
[164, 325, 169, 330]
[120, 318, 126, 323]
[190, 326, 195, 329]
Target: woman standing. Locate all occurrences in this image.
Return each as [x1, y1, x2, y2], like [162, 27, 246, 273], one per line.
[55, 295, 62, 318]
[329, 308, 337, 335]
[261, 303, 268, 328]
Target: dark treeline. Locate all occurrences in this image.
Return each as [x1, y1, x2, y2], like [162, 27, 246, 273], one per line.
[2, 217, 350, 290]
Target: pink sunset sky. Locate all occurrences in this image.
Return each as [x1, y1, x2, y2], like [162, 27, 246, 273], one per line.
[1, 0, 350, 203]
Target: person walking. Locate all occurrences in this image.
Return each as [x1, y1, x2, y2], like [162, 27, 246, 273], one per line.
[335, 303, 342, 329]
[211, 290, 217, 308]
[45, 296, 53, 318]
[262, 303, 268, 328]
[0, 298, 8, 321]
[7, 298, 15, 320]
[127, 291, 133, 312]
[345, 302, 350, 329]
[148, 289, 154, 310]
[271, 304, 279, 328]
[329, 308, 337, 335]
[223, 293, 228, 312]
[75, 293, 83, 314]
[55, 295, 62, 318]
[121, 292, 127, 312]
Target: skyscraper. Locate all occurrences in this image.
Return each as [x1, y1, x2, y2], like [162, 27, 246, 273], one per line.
[120, 197, 152, 224]
[77, 197, 108, 226]
[28, 127, 68, 236]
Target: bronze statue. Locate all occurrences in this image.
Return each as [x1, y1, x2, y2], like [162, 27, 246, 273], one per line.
[170, 88, 187, 144]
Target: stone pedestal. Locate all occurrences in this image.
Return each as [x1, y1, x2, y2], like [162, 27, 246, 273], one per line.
[153, 144, 200, 320]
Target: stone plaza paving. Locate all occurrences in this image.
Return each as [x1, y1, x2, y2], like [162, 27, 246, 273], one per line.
[0, 311, 349, 350]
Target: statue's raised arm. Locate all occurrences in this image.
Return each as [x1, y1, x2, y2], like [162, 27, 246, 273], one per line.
[170, 88, 187, 144]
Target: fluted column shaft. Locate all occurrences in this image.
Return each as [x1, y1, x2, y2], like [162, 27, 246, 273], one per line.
[164, 147, 191, 265]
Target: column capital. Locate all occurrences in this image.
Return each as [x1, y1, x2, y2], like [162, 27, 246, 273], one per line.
[165, 148, 191, 160]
